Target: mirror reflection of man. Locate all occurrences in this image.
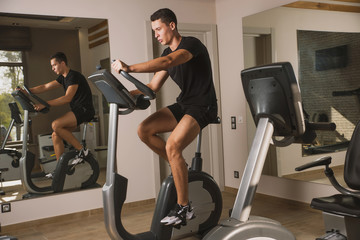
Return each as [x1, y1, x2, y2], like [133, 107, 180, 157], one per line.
[17, 52, 95, 178]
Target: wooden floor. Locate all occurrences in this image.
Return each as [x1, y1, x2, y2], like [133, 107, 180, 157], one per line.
[1, 191, 325, 240]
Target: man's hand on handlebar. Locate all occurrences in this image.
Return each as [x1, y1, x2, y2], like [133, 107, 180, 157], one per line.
[111, 59, 130, 73]
[112, 60, 140, 96]
[129, 89, 143, 97]
[15, 87, 28, 95]
[34, 103, 46, 112]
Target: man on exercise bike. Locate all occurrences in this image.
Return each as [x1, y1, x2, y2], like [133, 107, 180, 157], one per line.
[17, 52, 95, 178]
[112, 8, 218, 226]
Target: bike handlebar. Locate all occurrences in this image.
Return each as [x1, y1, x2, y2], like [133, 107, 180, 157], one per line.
[306, 121, 336, 131]
[24, 85, 51, 109]
[119, 71, 156, 100]
[332, 88, 360, 96]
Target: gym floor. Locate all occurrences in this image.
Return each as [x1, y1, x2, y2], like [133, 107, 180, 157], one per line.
[2, 190, 325, 240]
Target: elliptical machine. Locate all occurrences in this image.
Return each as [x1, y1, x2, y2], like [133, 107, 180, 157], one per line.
[88, 68, 222, 240]
[0, 102, 23, 182]
[11, 86, 100, 197]
[203, 62, 335, 240]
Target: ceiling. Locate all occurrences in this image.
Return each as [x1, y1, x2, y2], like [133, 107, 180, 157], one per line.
[284, 0, 360, 13]
[0, 12, 105, 30]
[0, 0, 359, 31]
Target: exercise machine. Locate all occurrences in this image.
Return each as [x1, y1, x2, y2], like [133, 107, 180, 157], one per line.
[0, 236, 17, 240]
[88, 68, 222, 240]
[38, 122, 91, 175]
[12, 86, 100, 196]
[11, 86, 100, 197]
[203, 62, 335, 240]
[37, 133, 61, 174]
[296, 123, 360, 239]
[0, 102, 23, 182]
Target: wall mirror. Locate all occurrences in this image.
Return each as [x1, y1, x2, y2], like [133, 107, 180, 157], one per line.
[242, 1, 360, 185]
[0, 12, 110, 202]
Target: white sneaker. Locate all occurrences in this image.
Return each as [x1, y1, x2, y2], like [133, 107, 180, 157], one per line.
[45, 172, 54, 179]
[71, 147, 89, 165]
[160, 203, 195, 226]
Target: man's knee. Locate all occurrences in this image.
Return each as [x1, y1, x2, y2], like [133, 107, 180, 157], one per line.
[52, 120, 60, 132]
[137, 122, 152, 142]
[52, 131, 61, 142]
[165, 139, 182, 161]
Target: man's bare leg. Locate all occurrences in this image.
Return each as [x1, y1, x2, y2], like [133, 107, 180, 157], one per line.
[139, 109, 200, 225]
[137, 107, 178, 161]
[52, 131, 65, 160]
[139, 109, 200, 205]
[166, 115, 200, 206]
[51, 111, 82, 160]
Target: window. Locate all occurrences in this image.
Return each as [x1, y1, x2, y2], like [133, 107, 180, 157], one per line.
[0, 50, 25, 143]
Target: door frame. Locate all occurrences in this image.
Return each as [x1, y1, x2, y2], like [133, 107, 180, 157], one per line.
[145, 22, 224, 194]
[243, 27, 278, 176]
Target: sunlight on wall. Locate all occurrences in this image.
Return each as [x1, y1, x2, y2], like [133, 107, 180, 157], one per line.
[331, 106, 356, 141]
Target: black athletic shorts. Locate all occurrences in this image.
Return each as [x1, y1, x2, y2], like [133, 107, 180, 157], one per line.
[167, 103, 218, 129]
[72, 106, 95, 126]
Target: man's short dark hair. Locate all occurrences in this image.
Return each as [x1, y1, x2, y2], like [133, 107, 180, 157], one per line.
[150, 8, 177, 27]
[50, 52, 68, 65]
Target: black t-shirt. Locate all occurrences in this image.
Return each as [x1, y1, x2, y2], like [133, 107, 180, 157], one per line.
[56, 69, 94, 110]
[161, 36, 217, 107]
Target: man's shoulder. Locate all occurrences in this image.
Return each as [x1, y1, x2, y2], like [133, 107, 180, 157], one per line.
[68, 69, 83, 76]
[68, 69, 86, 80]
[180, 36, 204, 51]
[182, 36, 201, 45]
[179, 36, 205, 56]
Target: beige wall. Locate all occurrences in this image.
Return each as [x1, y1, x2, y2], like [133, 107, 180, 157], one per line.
[1, 0, 348, 227]
[78, 27, 110, 146]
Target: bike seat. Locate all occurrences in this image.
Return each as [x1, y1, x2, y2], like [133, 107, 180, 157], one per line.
[210, 117, 221, 124]
[311, 194, 360, 218]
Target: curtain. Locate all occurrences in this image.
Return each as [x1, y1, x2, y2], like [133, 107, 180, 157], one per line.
[0, 26, 32, 50]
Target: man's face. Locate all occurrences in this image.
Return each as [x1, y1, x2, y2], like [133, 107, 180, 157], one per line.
[151, 19, 175, 46]
[50, 58, 64, 75]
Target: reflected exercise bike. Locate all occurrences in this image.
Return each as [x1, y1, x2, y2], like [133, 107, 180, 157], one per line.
[0, 102, 23, 183]
[12, 86, 100, 198]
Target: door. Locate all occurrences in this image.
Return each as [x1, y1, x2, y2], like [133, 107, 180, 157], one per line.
[154, 31, 213, 181]
[147, 23, 224, 189]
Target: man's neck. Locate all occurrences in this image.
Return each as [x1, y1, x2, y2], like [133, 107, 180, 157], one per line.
[169, 33, 182, 51]
[62, 67, 70, 77]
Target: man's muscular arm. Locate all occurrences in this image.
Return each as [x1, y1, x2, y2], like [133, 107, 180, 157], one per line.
[112, 49, 193, 74]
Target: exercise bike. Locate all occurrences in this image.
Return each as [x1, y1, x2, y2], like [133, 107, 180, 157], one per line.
[203, 62, 335, 240]
[0, 102, 23, 182]
[11, 86, 100, 197]
[88, 68, 222, 240]
[37, 122, 93, 176]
